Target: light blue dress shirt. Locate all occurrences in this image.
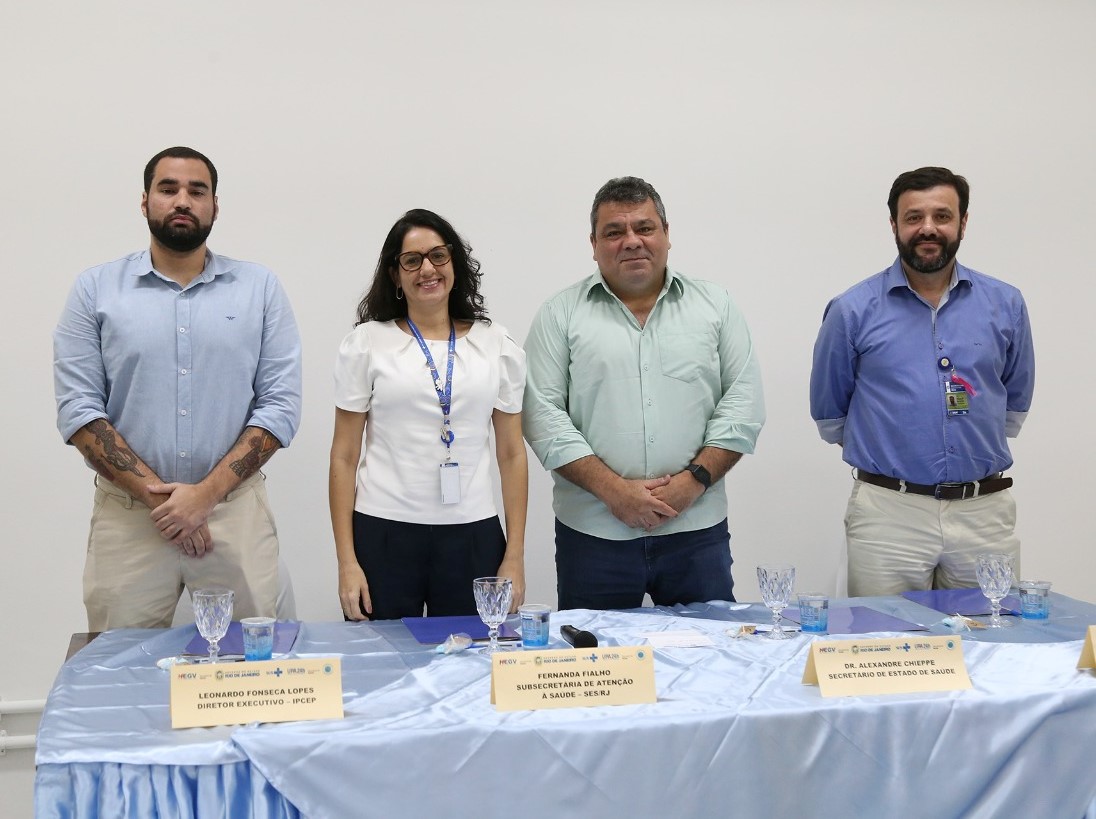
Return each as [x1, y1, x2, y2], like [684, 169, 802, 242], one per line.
[54, 249, 302, 484]
[523, 268, 765, 541]
[810, 258, 1035, 485]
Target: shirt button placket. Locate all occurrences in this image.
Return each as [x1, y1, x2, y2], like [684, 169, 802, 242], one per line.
[177, 292, 193, 483]
[638, 333, 656, 471]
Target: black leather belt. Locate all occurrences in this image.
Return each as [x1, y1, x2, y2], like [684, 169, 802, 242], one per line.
[855, 469, 1012, 501]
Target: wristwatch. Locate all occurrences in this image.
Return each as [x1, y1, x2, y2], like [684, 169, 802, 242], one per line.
[685, 463, 712, 490]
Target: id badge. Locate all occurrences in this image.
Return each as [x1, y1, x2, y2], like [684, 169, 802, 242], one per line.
[945, 381, 970, 416]
[440, 462, 461, 505]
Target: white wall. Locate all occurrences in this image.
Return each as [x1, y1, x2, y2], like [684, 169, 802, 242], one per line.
[4, 0, 1094, 726]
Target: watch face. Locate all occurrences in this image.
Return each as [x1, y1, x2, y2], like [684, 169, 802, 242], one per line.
[688, 464, 711, 488]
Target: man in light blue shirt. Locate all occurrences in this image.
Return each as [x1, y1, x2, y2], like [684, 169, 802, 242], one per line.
[524, 177, 764, 609]
[54, 146, 302, 629]
[811, 167, 1035, 596]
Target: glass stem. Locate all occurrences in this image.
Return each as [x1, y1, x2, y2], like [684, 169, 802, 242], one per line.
[772, 608, 781, 634]
[208, 641, 218, 663]
[488, 625, 499, 653]
[990, 598, 1002, 626]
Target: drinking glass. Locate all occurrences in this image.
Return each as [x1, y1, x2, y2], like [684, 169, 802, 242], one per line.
[193, 588, 234, 662]
[757, 564, 796, 640]
[241, 616, 276, 661]
[473, 576, 513, 655]
[975, 553, 1015, 629]
[1017, 580, 1052, 620]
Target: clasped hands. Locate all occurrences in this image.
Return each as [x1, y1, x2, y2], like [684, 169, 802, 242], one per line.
[147, 482, 219, 558]
[609, 471, 705, 531]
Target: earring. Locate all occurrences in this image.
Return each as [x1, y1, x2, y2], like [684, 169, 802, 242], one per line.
[396, 284, 404, 300]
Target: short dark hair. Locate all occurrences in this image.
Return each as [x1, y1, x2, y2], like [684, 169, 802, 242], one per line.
[143, 147, 218, 194]
[888, 167, 969, 219]
[355, 209, 489, 326]
[590, 176, 668, 235]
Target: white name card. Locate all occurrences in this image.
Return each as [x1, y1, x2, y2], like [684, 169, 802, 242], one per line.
[170, 657, 343, 728]
[491, 646, 656, 711]
[803, 635, 971, 697]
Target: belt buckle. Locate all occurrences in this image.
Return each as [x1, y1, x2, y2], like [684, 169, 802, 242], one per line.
[935, 482, 971, 500]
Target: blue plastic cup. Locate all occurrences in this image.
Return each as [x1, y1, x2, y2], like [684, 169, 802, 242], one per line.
[1018, 581, 1051, 620]
[519, 604, 551, 648]
[798, 594, 829, 633]
[241, 617, 275, 661]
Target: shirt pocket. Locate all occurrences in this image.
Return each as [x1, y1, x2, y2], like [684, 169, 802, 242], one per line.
[658, 330, 717, 384]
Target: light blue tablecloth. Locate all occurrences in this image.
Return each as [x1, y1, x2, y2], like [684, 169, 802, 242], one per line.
[36, 596, 1096, 818]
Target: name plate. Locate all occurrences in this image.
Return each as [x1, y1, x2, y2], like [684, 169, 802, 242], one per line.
[1078, 626, 1096, 670]
[170, 657, 344, 728]
[803, 636, 971, 697]
[491, 647, 656, 711]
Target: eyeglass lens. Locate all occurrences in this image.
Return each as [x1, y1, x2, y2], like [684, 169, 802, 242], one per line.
[398, 245, 451, 272]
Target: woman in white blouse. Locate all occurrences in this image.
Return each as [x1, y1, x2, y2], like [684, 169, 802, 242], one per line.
[329, 209, 527, 620]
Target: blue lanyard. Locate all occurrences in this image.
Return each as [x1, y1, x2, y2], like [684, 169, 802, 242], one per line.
[405, 319, 456, 458]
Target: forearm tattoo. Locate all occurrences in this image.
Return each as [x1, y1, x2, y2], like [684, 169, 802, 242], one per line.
[87, 419, 145, 477]
[229, 429, 279, 479]
[80, 444, 116, 482]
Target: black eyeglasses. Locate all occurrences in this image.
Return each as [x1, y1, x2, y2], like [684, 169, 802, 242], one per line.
[397, 244, 453, 272]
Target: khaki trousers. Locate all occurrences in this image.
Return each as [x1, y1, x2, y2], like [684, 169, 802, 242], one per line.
[83, 473, 280, 630]
[845, 480, 1021, 597]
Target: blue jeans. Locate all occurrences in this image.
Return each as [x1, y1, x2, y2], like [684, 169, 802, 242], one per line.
[555, 518, 735, 610]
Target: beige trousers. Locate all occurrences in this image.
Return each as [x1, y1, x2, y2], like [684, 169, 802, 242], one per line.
[82, 473, 280, 630]
[845, 480, 1021, 597]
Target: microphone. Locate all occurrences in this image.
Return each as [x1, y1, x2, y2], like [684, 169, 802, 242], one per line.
[560, 625, 598, 648]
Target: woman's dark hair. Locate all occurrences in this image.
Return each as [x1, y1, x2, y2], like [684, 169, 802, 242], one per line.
[355, 209, 489, 326]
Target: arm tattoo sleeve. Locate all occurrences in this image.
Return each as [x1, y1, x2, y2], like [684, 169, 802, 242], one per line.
[87, 419, 145, 477]
[79, 443, 116, 482]
[230, 429, 280, 480]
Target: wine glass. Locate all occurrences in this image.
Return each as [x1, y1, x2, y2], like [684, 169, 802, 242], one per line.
[193, 588, 234, 662]
[757, 563, 796, 640]
[975, 553, 1016, 629]
[473, 577, 513, 655]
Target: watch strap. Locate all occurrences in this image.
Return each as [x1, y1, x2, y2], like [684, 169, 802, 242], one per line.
[686, 463, 712, 490]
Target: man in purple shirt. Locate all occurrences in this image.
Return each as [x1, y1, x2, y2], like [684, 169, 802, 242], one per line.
[810, 167, 1035, 596]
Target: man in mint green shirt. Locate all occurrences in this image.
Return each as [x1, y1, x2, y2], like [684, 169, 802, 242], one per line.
[523, 177, 765, 609]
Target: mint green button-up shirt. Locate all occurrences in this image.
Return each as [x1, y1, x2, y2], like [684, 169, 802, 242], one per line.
[523, 267, 764, 540]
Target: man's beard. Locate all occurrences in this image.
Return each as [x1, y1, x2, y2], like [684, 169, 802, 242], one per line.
[897, 234, 961, 274]
[148, 214, 213, 253]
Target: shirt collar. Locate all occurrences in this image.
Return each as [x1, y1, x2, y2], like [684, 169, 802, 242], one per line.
[584, 265, 684, 300]
[132, 248, 228, 285]
[884, 256, 971, 294]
